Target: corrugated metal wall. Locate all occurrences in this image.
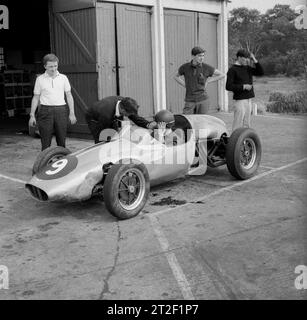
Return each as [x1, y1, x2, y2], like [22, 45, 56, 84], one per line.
[96, 2, 154, 118]
[56, 9, 97, 65]
[198, 13, 218, 110]
[116, 4, 154, 118]
[51, 8, 98, 134]
[164, 10, 219, 114]
[96, 2, 117, 98]
[164, 10, 197, 114]
[50, 3, 220, 136]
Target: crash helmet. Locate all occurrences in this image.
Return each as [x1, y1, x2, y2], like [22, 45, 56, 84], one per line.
[154, 109, 174, 124]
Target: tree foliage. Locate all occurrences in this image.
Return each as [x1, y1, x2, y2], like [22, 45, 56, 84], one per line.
[228, 4, 307, 76]
[228, 7, 263, 56]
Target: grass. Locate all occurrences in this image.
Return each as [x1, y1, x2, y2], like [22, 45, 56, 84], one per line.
[227, 76, 307, 113]
[266, 90, 307, 113]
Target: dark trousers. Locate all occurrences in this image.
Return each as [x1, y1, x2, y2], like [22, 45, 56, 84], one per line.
[37, 105, 69, 150]
[86, 118, 121, 144]
[86, 119, 101, 144]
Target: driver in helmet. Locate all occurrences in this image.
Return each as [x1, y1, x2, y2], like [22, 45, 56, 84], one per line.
[152, 110, 184, 146]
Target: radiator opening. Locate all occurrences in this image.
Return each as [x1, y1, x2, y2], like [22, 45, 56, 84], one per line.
[26, 184, 48, 201]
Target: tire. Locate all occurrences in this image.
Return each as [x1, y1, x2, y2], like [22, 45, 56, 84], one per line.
[32, 146, 71, 175]
[103, 163, 150, 220]
[226, 128, 261, 180]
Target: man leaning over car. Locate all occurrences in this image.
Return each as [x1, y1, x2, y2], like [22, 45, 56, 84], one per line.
[85, 96, 157, 144]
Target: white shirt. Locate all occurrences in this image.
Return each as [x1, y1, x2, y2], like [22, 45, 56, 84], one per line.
[115, 100, 121, 117]
[115, 100, 131, 125]
[34, 71, 71, 106]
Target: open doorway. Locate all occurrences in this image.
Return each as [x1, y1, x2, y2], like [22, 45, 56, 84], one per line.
[0, 0, 50, 134]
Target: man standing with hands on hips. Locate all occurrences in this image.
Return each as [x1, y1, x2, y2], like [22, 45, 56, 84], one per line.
[29, 53, 77, 150]
[174, 46, 224, 114]
[226, 49, 264, 131]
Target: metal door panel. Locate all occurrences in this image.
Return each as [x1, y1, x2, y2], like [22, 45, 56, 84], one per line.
[51, 8, 98, 134]
[164, 10, 197, 114]
[96, 2, 117, 99]
[198, 13, 218, 111]
[116, 4, 154, 118]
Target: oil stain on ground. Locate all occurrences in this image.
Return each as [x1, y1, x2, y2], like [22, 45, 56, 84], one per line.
[151, 196, 186, 206]
[37, 222, 60, 232]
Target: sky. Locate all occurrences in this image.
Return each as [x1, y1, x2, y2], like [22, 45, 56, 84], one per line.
[228, 0, 306, 13]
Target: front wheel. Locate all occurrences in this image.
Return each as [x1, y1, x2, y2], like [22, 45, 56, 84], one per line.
[226, 128, 261, 180]
[103, 163, 150, 220]
[32, 146, 71, 175]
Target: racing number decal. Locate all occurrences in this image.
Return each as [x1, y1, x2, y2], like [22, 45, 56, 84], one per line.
[36, 155, 78, 180]
[45, 159, 68, 175]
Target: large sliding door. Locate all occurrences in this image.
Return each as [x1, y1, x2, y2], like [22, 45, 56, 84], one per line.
[96, 2, 117, 99]
[51, 8, 98, 134]
[96, 2, 154, 118]
[50, 3, 219, 136]
[116, 4, 154, 118]
[164, 10, 197, 114]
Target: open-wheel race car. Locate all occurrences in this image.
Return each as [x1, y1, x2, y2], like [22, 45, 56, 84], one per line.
[26, 114, 262, 219]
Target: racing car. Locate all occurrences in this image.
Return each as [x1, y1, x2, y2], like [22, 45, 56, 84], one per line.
[25, 114, 262, 220]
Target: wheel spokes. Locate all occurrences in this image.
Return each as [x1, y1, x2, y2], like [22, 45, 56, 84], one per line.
[118, 172, 141, 206]
[240, 139, 256, 168]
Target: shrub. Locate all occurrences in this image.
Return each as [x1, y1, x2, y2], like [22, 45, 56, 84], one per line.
[259, 50, 307, 77]
[260, 52, 288, 75]
[285, 49, 307, 77]
[266, 90, 307, 113]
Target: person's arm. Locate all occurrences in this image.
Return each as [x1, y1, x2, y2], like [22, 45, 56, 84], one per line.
[251, 62, 264, 76]
[63, 75, 77, 124]
[207, 69, 225, 84]
[29, 94, 40, 127]
[65, 91, 77, 124]
[29, 76, 41, 127]
[250, 53, 264, 76]
[174, 72, 186, 88]
[128, 114, 157, 129]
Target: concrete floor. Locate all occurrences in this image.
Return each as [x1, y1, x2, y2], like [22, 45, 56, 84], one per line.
[0, 112, 306, 300]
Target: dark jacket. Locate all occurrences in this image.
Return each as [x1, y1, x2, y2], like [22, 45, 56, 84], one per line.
[85, 96, 150, 143]
[226, 62, 264, 100]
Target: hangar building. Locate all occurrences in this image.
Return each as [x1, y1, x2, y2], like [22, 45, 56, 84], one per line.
[0, 0, 228, 137]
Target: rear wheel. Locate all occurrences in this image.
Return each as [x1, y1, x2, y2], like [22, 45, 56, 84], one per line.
[32, 146, 71, 175]
[226, 128, 261, 180]
[103, 163, 150, 220]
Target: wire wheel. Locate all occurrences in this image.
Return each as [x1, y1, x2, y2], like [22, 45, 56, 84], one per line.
[226, 128, 262, 180]
[103, 163, 150, 220]
[117, 169, 146, 210]
[240, 138, 257, 170]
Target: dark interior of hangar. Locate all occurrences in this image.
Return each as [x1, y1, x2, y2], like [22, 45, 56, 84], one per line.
[0, 0, 50, 132]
